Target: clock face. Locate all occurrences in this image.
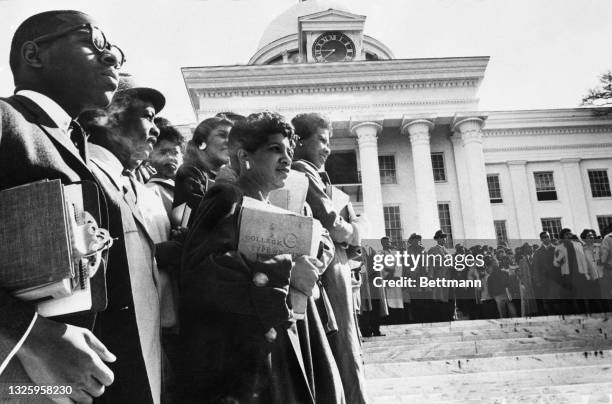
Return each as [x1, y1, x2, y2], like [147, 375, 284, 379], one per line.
[312, 32, 355, 63]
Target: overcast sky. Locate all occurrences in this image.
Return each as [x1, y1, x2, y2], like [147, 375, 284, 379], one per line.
[1, 0, 611, 125]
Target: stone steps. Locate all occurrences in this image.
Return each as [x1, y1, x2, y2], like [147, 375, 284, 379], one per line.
[363, 313, 612, 402]
[377, 313, 611, 336]
[363, 327, 610, 346]
[365, 350, 612, 379]
[365, 337, 612, 363]
[367, 364, 612, 395]
[370, 382, 612, 404]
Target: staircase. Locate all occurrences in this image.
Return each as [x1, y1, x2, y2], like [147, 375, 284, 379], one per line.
[363, 313, 612, 403]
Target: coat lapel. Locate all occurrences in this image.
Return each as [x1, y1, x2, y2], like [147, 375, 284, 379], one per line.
[10, 95, 89, 173]
[89, 157, 155, 248]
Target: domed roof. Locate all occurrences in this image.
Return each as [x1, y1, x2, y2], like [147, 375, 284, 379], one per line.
[257, 0, 350, 49]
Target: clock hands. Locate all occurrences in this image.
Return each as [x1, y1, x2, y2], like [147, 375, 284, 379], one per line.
[320, 48, 336, 57]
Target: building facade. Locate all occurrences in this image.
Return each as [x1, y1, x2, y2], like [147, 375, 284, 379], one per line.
[181, 0, 612, 245]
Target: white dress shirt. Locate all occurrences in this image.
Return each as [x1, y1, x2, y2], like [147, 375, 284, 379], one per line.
[16, 90, 72, 137]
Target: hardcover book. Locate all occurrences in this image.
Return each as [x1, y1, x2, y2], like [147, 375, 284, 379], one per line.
[238, 197, 323, 319]
[0, 179, 109, 316]
[268, 170, 309, 214]
[238, 196, 322, 261]
[0, 180, 75, 291]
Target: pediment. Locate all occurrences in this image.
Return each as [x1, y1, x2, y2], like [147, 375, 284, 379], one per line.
[298, 9, 366, 23]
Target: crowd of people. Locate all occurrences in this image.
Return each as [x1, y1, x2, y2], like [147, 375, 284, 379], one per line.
[357, 227, 612, 337]
[1, 10, 611, 404]
[0, 10, 371, 404]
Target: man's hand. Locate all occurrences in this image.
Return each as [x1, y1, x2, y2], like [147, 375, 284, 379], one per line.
[290, 256, 321, 296]
[16, 316, 116, 403]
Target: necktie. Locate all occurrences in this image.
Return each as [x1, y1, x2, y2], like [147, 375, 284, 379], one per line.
[319, 171, 331, 186]
[69, 120, 89, 163]
[121, 169, 139, 206]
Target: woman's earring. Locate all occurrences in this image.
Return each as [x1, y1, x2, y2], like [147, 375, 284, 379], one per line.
[199, 142, 207, 151]
[245, 161, 251, 170]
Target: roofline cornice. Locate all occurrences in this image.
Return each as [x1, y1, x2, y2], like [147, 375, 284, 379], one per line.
[483, 107, 612, 129]
[182, 56, 489, 97]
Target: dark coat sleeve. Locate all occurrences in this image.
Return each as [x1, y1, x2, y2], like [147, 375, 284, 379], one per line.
[180, 183, 293, 331]
[0, 290, 36, 368]
[0, 104, 37, 368]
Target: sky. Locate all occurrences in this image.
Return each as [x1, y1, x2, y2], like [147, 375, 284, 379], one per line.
[1, 0, 611, 125]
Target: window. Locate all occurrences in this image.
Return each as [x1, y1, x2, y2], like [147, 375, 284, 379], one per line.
[383, 206, 403, 242]
[541, 218, 562, 240]
[431, 153, 446, 182]
[597, 215, 612, 236]
[534, 171, 557, 201]
[326, 151, 359, 184]
[378, 155, 397, 184]
[588, 170, 612, 198]
[437, 203, 454, 246]
[494, 220, 508, 246]
[487, 174, 503, 203]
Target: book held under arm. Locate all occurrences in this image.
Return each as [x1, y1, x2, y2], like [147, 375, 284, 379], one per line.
[0, 179, 112, 316]
[238, 196, 323, 318]
[268, 170, 309, 214]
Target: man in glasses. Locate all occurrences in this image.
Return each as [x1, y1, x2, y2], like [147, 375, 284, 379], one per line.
[0, 10, 159, 404]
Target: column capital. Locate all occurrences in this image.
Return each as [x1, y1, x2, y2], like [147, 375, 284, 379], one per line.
[451, 115, 487, 131]
[351, 121, 382, 147]
[452, 116, 486, 146]
[401, 119, 435, 146]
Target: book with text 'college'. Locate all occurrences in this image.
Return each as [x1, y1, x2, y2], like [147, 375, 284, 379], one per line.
[237, 196, 322, 261]
[237, 197, 323, 318]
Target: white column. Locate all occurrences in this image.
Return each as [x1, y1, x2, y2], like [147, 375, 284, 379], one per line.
[452, 117, 496, 240]
[560, 158, 591, 230]
[507, 160, 537, 239]
[450, 135, 472, 240]
[352, 122, 386, 238]
[402, 119, 440, 237]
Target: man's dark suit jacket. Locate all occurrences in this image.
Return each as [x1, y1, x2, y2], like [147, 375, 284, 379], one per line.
[0, 95, 159, 404]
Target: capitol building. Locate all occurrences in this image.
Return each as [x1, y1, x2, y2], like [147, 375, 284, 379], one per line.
[181, 0, 612, 245]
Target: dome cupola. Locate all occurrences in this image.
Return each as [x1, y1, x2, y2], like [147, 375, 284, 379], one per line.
[249, 0, 393, 65]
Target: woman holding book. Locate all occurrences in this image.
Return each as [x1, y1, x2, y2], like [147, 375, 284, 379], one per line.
[179, 112, 344, 404]
[291, 112, 369, 404]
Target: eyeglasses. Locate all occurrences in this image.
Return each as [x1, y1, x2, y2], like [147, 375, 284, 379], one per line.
[30, 23, 125, 68]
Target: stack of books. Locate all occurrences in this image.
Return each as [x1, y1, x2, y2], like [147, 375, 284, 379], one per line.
[0, 180, 109, 317]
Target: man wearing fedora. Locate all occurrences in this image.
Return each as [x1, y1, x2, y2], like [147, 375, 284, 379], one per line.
[81, 73, 166, 403]
[0, 10, 128, 403]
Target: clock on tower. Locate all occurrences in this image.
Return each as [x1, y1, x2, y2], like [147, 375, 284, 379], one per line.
[312, 31, 356, 63]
